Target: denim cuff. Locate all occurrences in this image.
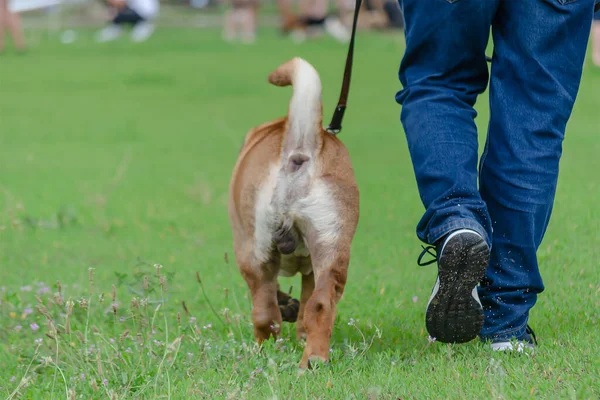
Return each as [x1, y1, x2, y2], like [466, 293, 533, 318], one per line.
[479, 320, 528, 343]
[426, 218, 491, 248]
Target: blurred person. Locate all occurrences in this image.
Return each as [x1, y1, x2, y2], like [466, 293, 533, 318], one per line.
[277, 0, 351, 43]
[593, 9, 600, 66]
[0, 0, 26, 53]
[223, 0, 258, 44]
[95, 0, 159, 43]
[341, 0, 403, 31]
[381, 0, 402, 29]
[396, 0, 597, 351]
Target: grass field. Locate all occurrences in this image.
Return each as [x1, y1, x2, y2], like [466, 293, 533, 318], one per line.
[1, 27, 599, 399]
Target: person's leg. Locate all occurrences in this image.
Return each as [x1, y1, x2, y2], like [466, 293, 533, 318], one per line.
[396, 0, 499, 343]
[479, 0, 595, 346]
[1, 0, 27, 52]
[276, 0, 297, 33]
[240, 9, 256, 43]
[5, 10, 26, 50]
[592, 11, 600, 66]
[223, 8, 238, 41]
[234, 1, 257, 44]
[0, 0, 26, 51]
[396, 0, 497, 248]
[0, 0, 6, 53]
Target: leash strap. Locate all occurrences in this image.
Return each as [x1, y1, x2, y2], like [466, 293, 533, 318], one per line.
[326, 0, 363, 135]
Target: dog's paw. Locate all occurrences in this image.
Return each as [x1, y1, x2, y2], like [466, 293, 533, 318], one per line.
[280, 298, 300, 322]
[307, 356, 329, 370]
[277, 290, 300, 322]
[299, 354, 329, 370]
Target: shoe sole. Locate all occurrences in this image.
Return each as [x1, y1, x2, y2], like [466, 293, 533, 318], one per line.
[425, 230, 489, 344]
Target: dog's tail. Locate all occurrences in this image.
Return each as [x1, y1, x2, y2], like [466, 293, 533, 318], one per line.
[268, 58, 323, 160]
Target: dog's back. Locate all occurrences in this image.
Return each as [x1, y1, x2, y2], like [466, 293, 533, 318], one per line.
[228, 58, 359, 368]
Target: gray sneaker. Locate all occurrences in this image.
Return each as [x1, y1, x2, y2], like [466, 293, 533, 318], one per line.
[418, 229, 490, 344]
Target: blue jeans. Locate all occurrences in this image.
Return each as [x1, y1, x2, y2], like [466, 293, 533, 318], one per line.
[396, 0, 595, 342]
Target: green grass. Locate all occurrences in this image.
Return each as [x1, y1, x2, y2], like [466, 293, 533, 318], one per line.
[1, 27, 599, 399]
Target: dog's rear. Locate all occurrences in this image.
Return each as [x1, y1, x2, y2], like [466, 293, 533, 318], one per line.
[228, 58, 359, 368]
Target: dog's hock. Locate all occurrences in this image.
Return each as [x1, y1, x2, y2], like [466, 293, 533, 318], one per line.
[251, 304, 282, 340]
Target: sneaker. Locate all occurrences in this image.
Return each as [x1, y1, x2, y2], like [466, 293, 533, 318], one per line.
[418, 229, 490, 344]
[95, 25, 123, 43]
[491, 325, 537, 353]
[130, 22, 155, 43]
[324, 16, 351, 44]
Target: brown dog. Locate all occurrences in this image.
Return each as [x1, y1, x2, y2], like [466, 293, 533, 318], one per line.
[228, 58, 359, 369]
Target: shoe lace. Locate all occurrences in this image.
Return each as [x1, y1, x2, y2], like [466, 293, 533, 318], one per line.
[417, 245, 438, 266]
[526, 325, 538, 345]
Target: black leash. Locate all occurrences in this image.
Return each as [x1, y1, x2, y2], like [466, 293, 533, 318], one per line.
[326, 0, 363, 135]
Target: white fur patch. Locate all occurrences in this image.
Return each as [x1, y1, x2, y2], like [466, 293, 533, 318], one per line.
[254, 169, 340, 272]
[293, 180, 340, 261]
[253, 165, 279, 263]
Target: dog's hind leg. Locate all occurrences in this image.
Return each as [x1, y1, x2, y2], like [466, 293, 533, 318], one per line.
[295, 272, 315, 340]
[239, 260, 283, 342]
[294, 178, 359, 368]
[299, 248, 350, 368]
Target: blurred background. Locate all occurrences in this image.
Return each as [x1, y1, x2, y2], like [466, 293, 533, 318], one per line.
[1, 0, 599, 352]
[1, 1, 600, 398]
[4, 0, 404, 47]
[0, 0, 413, 289]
